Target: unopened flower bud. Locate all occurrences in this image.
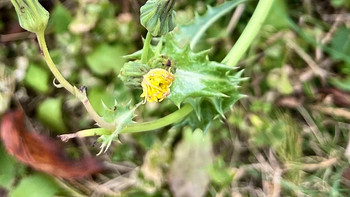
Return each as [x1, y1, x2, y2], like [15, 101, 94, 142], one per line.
[119, 61, 150, 89]
[140, 0, 176, 36]
[149, 55, 175, 69]
[11, 0, 49, 34]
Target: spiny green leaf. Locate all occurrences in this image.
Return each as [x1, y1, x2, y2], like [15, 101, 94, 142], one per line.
[162, 35, 244, 106]
[174, 0, 247, 49]
[157, 34, 245, 130]
[98, 101, 139, 154]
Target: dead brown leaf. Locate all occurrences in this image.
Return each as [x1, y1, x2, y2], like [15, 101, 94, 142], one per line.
[0, 109, 104, 179]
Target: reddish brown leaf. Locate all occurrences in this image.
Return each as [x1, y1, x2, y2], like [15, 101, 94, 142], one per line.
[0, 109, 104, 179]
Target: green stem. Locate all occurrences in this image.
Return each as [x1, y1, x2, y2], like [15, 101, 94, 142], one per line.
[141, 32, 152, 64]
[121, 103, 193, 133]
[222, 0, 274, 66]
[36, 32, 115, 131]
[58, 104, 194, 140]
[36, 32, 75, 94]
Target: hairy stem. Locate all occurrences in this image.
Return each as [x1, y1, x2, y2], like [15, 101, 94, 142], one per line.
[222, 0, 274, 66]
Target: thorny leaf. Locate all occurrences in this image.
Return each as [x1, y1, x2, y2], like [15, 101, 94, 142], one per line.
[97, 101, 139, 154]
[0, 109, 104, 179]
[161, 34, 245, 131]
[168, 128, 213, 197]
[122, 34, 245, 131]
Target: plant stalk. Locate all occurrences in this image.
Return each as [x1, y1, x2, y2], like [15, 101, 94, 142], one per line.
[222, 0, 275, 66]
[36, 32, 115, 131]
[58, 103, 194, 141]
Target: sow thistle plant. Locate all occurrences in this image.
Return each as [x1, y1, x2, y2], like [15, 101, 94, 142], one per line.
[10, 0, 274, 153]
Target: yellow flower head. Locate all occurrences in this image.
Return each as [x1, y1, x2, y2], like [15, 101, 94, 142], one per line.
[141, 68, 174, 102]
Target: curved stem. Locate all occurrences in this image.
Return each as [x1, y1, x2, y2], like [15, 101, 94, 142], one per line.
[121, 103, 193, 133]
[222, 0, 274, 66]
[36, 32, 75, 94]
[141, 32, 152, 64]
[36, 32, 115, 131]
[58, 104, 194, 141]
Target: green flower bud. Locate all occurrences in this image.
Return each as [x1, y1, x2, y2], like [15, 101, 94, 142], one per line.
[10, 0, 49, 34]
[148, 55, 175, 69]
[140, 0, 176, 36]
[119, 61, 150, 89]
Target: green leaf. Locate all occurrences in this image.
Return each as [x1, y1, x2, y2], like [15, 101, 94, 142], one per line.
[24, 63, 50, 93]
[330, 26, 350, 61]
[0, 145, 17, 189]
[159, 35, 245, 130]
[37, 97, 67, 133]
[88, 80, 133, 115]
[163, 35, 244, 106]
[86, 44, 126, 75]
[175, 0, 247, 49]
[88, 86, 116, 115]
[97, 101, 139, 154]
[9, 174, 59, 197]
[208, 157, 234, 187]
[50, 4, 72, 33]
[330, 77, 350, 91]
[264, 0, 290, 29]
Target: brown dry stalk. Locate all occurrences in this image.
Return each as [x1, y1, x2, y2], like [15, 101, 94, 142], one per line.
[310, 105, 350, 120]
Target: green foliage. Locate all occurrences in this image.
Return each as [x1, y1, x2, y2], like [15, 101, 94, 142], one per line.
[330, 77, 350, 92]
[50, 4, 72, 34]
[9, 174, 59, 197]
[37, 97, 67, 133]
[175, 0, 247, 49]
[86, 44, 126, 75]
[6, 0, 350, 196]
[157, 35, 245, 130]
[331, 26, 350, 61]
[208, 157, 234, 187]
[0, 145, 22, 190]
[24, 64, 50, 93]
[98, 101, 139, 154]
[140, 0, 176, 36]
[264, 0, 289, 29]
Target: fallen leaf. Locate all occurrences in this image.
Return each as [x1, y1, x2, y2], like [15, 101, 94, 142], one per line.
[0, 109, 104, 179]
[168, 129, 213, 197]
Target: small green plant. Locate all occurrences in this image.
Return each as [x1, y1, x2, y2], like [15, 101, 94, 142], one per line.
[10, 0, 274, 153]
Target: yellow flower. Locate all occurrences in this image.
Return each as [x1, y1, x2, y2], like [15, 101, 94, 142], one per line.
[141, 68, 174, 102]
